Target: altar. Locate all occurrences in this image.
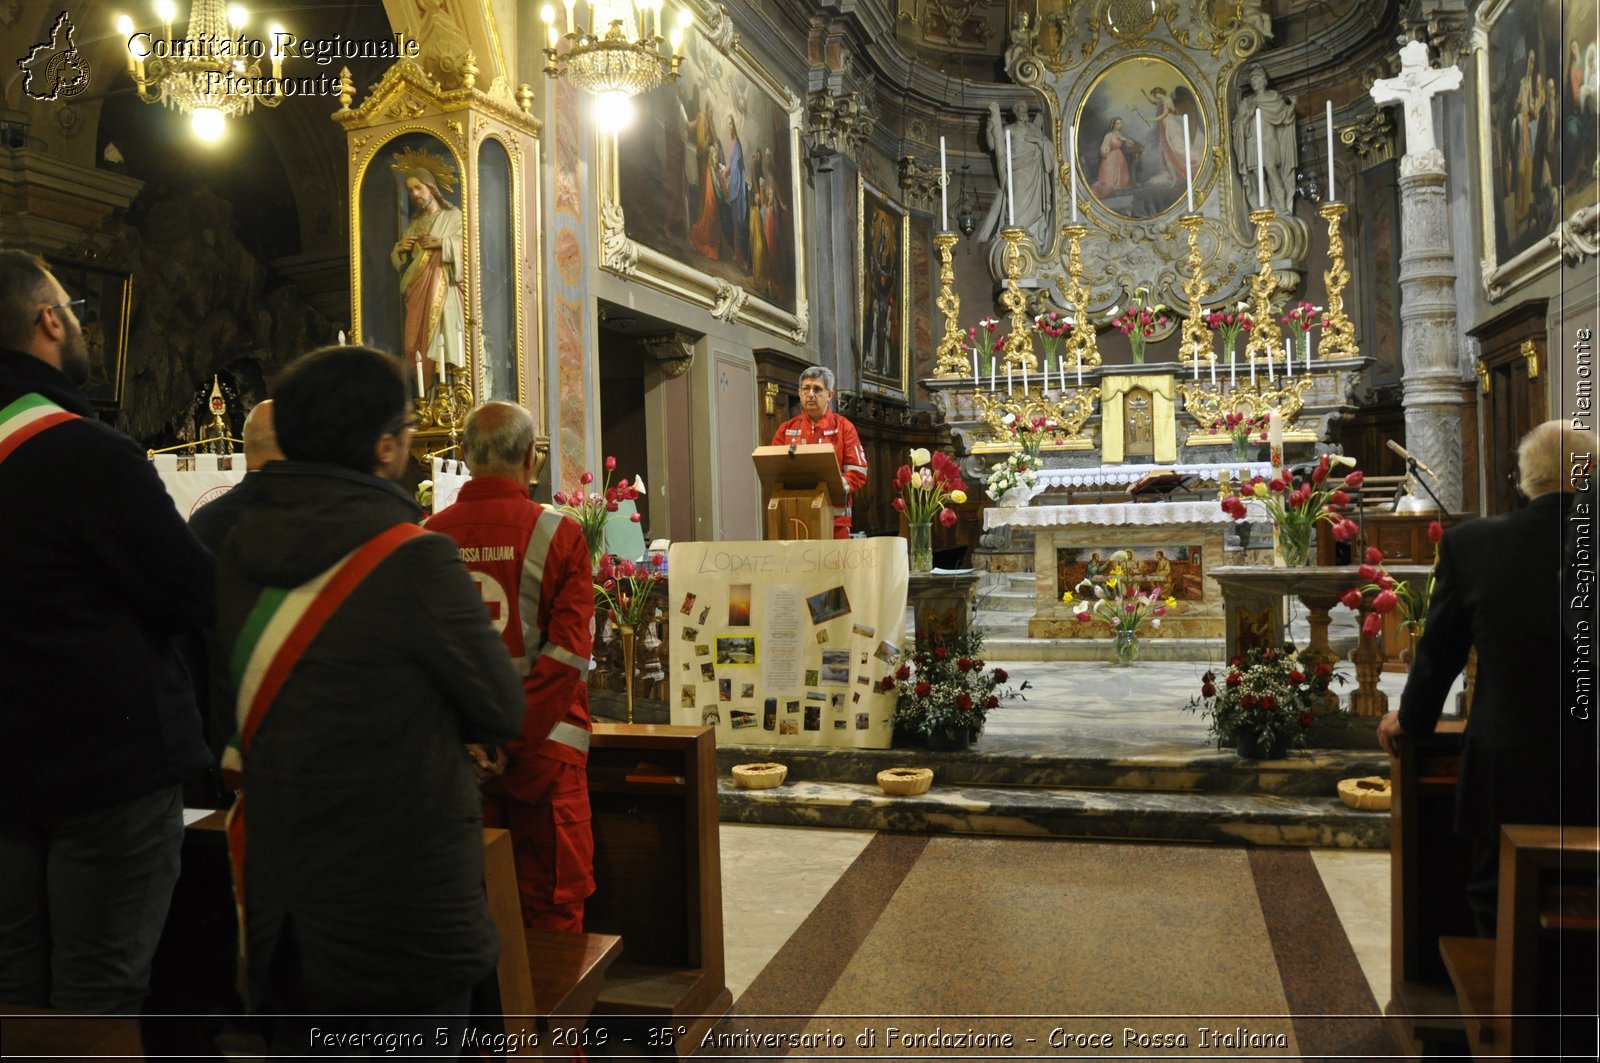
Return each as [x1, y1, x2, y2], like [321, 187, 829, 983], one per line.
[985, 498, 1272, 647]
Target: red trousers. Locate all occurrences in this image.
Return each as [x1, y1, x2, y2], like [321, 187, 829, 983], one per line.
[482, 759, 594, 933]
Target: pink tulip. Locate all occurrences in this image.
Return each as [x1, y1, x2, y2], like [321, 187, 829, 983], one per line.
[580, 471, 594, 485]
[630, 513, 641, 523]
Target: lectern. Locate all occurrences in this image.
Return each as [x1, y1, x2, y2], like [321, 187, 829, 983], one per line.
[752, 443, 848, 540]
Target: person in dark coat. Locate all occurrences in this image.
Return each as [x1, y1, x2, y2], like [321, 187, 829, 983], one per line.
[1379, 419, 1599, 935]
[213, 346, 523, 1044]
[0, 248, 214, 1013]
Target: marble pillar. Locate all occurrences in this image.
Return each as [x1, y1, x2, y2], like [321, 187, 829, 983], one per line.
[1371, 41, 1468, 511]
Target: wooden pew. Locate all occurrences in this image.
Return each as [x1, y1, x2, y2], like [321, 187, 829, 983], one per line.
[1387, 724, 1475, 1056]
[1438, 824, 1600, 1059]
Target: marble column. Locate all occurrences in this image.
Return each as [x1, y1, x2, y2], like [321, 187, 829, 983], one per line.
[1371, 41, 1468, 511]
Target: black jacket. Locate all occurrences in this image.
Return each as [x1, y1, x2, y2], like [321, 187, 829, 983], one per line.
[0, 347, 213, 817]
[215, 461, 523, 1011]
[1399, 491, 1598, 840]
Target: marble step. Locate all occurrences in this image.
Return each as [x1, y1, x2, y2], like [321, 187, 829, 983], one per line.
[718, 778, 1388, 849]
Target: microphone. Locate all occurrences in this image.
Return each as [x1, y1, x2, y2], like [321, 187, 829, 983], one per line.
[1386, 439, 1439, 482]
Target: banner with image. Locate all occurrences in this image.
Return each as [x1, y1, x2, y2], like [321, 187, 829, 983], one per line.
[667, 538, 909, 749]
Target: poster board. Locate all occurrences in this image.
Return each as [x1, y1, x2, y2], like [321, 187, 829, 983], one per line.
[667, 538, 909, 749]
[151, 454, 245, 519]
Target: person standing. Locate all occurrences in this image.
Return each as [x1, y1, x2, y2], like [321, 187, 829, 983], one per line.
[770, 366, 868, 539]
[391, 167, 465, 379]
[721, 115, 750, 268]
[1378, 420, 1600, 935]
[214, 346, 523, 1041]
[0, 248, 214, 1013]
[427, 401, 597, 932]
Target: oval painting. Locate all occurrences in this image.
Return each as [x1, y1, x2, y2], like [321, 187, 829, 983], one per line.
[1076, 56, 1205, 219]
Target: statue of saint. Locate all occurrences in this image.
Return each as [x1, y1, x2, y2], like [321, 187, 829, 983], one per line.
[979, 101, 1056, 265]
[1232, 68, 1298, 214]
[391, 167, 465, 376]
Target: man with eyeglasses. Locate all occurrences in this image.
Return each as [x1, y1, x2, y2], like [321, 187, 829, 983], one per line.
[212, 346, 523, 1044]
[0, 249, 214, 1014]
[771, 365, 868, 538]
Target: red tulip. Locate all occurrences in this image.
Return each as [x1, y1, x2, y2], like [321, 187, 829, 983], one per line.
[1341, 588, 1364, 610]
[1331, 520, 1355, 543]
[604, 456, 617, 471]
[1427, 520, 1443, 542]
[580, 471, 594, 485]
[1358, 563, 1378, 581]
[892, 497, 906, 512]
[1361, 612, 1384, 637]
[1330, 490, 1350, 506]
[1343, 471, 1364, 488]
[1364, 546, 1385, 565]
[939, 507, 958, 528]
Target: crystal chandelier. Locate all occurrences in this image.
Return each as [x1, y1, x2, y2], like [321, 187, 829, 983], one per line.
[115, 1, 284, 143]
[541, 0, 689, 128]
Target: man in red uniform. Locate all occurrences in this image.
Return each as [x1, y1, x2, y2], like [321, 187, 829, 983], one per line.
[770, 366, 868, 538]
[428, 401, 595, 932]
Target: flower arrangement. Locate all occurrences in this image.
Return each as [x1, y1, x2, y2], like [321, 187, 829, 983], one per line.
[1219, 453, 1363, 565]
[1032, 309, 1072, 364]
[1062, 551, 1176, 636]
[878, 629, 1029, 742]
[1210, 410, 1268, 459]
[892, 447, 968, 527]
[1205, 303, 1253, 361]
[986, 451, 1041, 502]
[1280, 300, 1324, 361]
[1340, 521, 1442, 641]
[594, 552, 666, 629]
[553, 456, 644, 570]
[1109, 287, 1171, 363]
[1185, 642, 1340, 756]
[970, 317, 1003, 376]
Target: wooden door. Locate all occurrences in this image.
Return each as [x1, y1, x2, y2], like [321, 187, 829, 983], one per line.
[1469, 300, 1548, 516]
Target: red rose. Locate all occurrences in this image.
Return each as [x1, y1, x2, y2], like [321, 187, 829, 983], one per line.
[1226, 672, 1242, 687]
[914, 682, 931, 697]
[1240, 693, 1257, 709]
[1314, 661, 1332, 677]
[1263, 649, 1278, 662]
[956, 695, 973, 711]
[896, 664, 912, 680]
[992, 668, 1008, 683]
[1201, 683, 1217, 697]
[1288, 670, 1306, 685]
[934, 647, 949, 660]
[1427, 520, 1443, 542]
[1341, 588, 1363, 610]
[880, 676, 896, 691]
[985, 695, 999, 709]
[1202, 670, 1215, 683]
[957, 657, 973, 672]
[1343, 471, 1364, 488]
[1298, 712, 1314, 727]
[1261, 694, 1278, 711]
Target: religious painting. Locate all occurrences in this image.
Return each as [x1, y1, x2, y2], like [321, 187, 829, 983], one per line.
[46, 257, 131, 410]
[858, 178, 909, 398]
[1477, 0, 1600, 285]
[1076, 56, 1205, 220]
[613, 27, 801, 317]
[1056, 545, 1204, 602]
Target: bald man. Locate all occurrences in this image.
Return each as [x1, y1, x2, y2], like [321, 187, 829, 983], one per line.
[427, 401, 596, 931]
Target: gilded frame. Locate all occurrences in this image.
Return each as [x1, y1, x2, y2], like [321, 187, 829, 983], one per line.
[598, 17, 809, 345]
[47, 256, 131, 409]
[857, 177, 910, 399]
[1475, 0, 1600, 297]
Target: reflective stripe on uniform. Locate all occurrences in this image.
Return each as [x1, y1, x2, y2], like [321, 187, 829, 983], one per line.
[539, 641, 588, 672]
[546, 719, 591, 752]
[519, 508, 566, 664]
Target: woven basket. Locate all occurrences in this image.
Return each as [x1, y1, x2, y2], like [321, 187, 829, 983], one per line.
[1337, 776, 1392, 811]
[876, 767, 933, 796]
[731, 762, 788, 789]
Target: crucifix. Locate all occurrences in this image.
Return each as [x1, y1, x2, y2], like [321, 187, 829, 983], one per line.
[1369, 39, 1462, 160]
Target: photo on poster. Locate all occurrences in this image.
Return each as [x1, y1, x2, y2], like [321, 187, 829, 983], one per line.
[858, 651, 868, 666]
[855, 713, 871, 730]
[820, 649, 851, 684]
[852, 622, 876, 639]
[806, 585, 851, 625]
[694, 644, 710, 657]
[698, 606, 710, 625]
[785, 699, 800, 713]
[855, 673, 870, 686]
[779, 719, 798, 735]
[741, 682, 756, 699]
[679, 592, 697, 615]
[701, 707, 720, 726]
[700, 662, 715, 681]
[804, 706, 821, 730]
[763, 698, 777, 729]
[851, 691, 861, 704]
[831, 693, 845, 709]
[873, 640, 900, 663]
[681, 625, 699, 642]
[679, 685, 696, 708]
[805, 690, 828, 703]
[804, 668, 820, 686]
[731, 710, 756, 729]
[715, 635, 758, 665]
[728, 583, 753, 626]
[717, 678, 732, 702]
[815, 629, 829, 645]
[833, 719, 847, 730]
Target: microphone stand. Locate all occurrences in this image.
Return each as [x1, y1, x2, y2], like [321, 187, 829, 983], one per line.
[1404, 457, 1454, 520]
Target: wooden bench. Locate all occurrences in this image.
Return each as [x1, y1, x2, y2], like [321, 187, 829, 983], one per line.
[1438, 824, 1600, 1059]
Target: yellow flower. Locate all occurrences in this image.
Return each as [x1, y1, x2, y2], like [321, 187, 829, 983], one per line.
[950, 489, 967, 504]
[1253, 482, 1269, 498]
[1061, 590, 1074, 603]
[909, 447, 932, 468]
[1106, 577, 1118, 590]
[1165, 596, 1177, 608]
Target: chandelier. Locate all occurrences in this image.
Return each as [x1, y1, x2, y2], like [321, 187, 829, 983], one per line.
[541, 0, 689, 128]
[115, 1, 284, 143]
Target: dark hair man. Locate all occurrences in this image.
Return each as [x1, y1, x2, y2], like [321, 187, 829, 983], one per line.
[1379, 419, 1600, 935]
[0, 248, 214, 1013]
[213, 345, 523, 1041]
[427, 401, 596, 931]
[770, 366, 868, 538]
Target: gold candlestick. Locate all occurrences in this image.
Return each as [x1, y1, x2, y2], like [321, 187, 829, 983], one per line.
[974, 387, 1100, 450]
[417, 363, 474, 440]
[1059, 223, 1101, 375]
[1177, 214, 1213, 371]
[932, 232, 968, 377]
[1316, 201, 1359, 361]
[1243, 208, 1283, 367]
[998, 228, 1037, 373]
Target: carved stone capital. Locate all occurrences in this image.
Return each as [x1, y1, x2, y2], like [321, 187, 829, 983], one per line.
[807, 85, 877, 161]
[897, 156, 939, 211]
[639, 331, 699, 378]
[1402, 0, 1472, 68]
[1339, 111, 1397, 168]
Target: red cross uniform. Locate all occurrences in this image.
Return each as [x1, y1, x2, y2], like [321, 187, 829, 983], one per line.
[771, 410, 868, 538]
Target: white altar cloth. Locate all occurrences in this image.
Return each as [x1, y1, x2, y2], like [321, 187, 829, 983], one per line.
[984, 499, 1266, 530]
[1034, 461, 1271, 489]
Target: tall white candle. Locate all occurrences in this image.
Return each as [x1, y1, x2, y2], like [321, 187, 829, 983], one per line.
[1070, 128, 1079, 223]
[1182, 114, 1194, 212]
[1007, 365, 1014, 395]
[1267, 342, 1276, 383]
[1285, 336, 1295, 377]
[940, 136, 949, 231]
[1250, 357, 1257, 389]
[1210, 356, 1217, 388]
[1058, 354, 1065, 389]
[991, 358, 997, 392]
[1268, 409, 1284, 475]
[1230, 360, 1237, 388]
[1076, 356, 1083, 389]
[1255, 109, 1266, 207]
[972, 349, 979, 389]
[1006, 129, 1015, 227]
[1325, 100, 1336, 202]
[1022, 361, 1029, 392]
[1193, 345, 1200, 381]
[415, 352, 425, 395]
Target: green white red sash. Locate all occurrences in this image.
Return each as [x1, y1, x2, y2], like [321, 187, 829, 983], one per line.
[223, 522, 425, 920]
[0, 393, 79, 464]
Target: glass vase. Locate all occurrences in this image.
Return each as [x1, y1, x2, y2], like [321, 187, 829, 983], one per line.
[908, 520, 933, 573]
[1230, 436, 1252, 462]
[1129, 335, 1146, 364]
[1275, 521, 1313, 567]
[1300, 330, 1314, 366]
[619, 624, 636, 724]
[1113, 630, 1140, 665]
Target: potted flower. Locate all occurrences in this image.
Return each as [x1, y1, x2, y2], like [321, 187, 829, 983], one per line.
[892, 448, 967, 572]
[971, 317, 1002, 382]
[1062, 550, 1176, 665]
[1205, 303, 1253, 366]
[1032, 309, 1071, 373]
[1279, 300, 1324, 365]
[1340, 521, 1442, 654]
[593, 553, 666, 723]
[1219, 453, 1363, 566]
[553, 456, 644, 574]
[1211, 410, 1268, 462]
[1109, 287, 1171, 363]
[878, 630, 1029, 749]
[986, 451, 1042, 506]
[1185, 642, 1341, 759]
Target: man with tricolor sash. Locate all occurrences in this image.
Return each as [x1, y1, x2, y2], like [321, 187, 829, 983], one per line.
[213, 346, 523, 1040]
[0, 249, 215, 1014]
[428, 401, 597, 934]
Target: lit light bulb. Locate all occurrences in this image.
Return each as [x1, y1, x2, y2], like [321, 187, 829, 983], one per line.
[669, 26, 683, 51]
[540, 4, 554, 24]
[155, 0, 176, 24]
[227, 5, 247, 30]
[593, 90, 635, 132]
[116, 14, 133, 35]
[191, 107, 225, 142]
[547, 24, 559, 48]
[268, 23, 283, 55]
[676, 7, 691, 27]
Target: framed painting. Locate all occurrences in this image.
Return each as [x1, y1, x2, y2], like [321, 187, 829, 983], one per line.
[1476, 0, 1600, 294]
[606, 22, 808, 343]
[857, 177, 909, 398]
[47, 257, 131, 409]
[1075, 55, 1206, 220]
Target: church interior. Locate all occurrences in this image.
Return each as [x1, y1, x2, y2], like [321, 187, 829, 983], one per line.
[3, 0, 1597, 1057]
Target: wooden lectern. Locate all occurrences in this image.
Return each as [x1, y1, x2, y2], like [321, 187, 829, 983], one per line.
[753, 443, 848, 540]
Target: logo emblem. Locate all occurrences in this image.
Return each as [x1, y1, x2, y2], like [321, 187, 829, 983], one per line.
[17, 12, 91, 102]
